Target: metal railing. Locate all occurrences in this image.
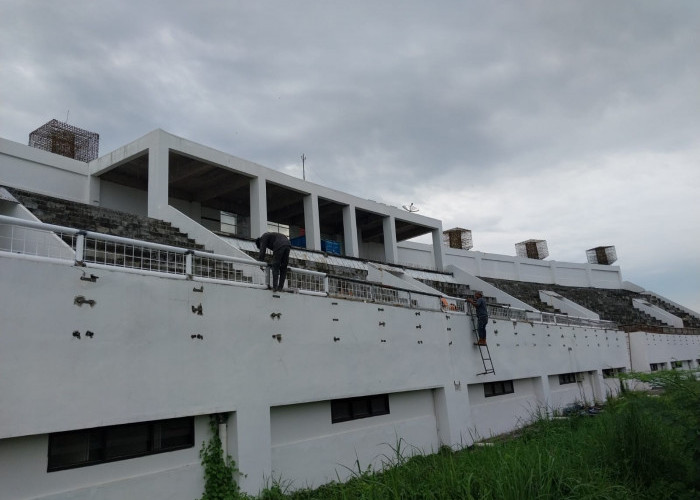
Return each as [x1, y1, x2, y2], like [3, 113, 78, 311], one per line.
[535, 311, 617, 330]
[327, 275, 465, 313]
[3, 215, 622, 325]
[618, 324, 700, 335]
[286, 267, 327, 294]
[82, 232, 188, 275]
[0, 216, 77, 260]
[192, 250, 265, 285]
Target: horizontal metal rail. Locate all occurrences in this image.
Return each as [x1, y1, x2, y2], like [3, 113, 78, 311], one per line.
[0, 215, 622, 325]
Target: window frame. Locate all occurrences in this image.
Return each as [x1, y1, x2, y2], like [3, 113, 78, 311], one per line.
[484, 380, 514, 398]
[47, 417, 194, 472]
[558, 373, 578, 385]
[331, 394, 390, 424]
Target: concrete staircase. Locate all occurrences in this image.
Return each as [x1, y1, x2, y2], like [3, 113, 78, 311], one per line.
[7, 187, 204, 251]
[481, 278, 668, 328]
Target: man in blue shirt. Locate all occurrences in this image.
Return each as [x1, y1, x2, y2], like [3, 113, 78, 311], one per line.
[255, 232, 291, 292]
[467, 291, 488, 346]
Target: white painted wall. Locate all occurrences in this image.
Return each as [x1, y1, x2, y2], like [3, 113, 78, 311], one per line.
[0, 416, 207, 500]
[628, 331, 700, 372]
[0, 138, 89, 202]
[99, 180, 148, 215]
[270, 390, 439, 489]
[467, 377, 543, 439]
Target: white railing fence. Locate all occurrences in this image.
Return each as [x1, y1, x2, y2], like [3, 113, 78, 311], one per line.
[0, 215, 618, 326]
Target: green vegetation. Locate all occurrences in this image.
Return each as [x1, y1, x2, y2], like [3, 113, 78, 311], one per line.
[199, 418, 242, 500]
[206, 371, 700, 499]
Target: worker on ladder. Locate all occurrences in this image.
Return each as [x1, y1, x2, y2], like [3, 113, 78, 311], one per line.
[467, 292, 488, 346]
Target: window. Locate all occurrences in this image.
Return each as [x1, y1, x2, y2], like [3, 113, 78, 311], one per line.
[671, 360, 683, 370]
[650, 363, 661, 372]
[484, 380, 514, 398]
[220, 212, 238, 234]
[331, 394, 390, 423]
[267, 222, 290, 237]
[558, 373, 578, 385]
[48, 417, 194, 472]
[602, 367, 626, 378]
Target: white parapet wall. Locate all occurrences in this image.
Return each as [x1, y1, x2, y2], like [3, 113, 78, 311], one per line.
[632, 298, 684, 328]
[539, 290, 600, 319]
[628, 331, 700, 372]
[398, 242, 624, 289]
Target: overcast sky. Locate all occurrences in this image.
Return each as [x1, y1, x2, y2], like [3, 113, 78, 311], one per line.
[1, 1, 698, 312]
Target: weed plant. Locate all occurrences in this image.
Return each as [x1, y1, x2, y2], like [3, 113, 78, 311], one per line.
[223, 371, 700, 499]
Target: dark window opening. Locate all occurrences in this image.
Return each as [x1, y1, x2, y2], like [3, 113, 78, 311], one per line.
[331, 394, 390, 423]
[558, 373, 578, 385]
[484, 380, 514, 398]
[48, 417, 194, 472]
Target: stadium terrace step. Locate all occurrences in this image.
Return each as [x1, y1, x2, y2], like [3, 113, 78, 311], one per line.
[481, 277, 673, 330]
[6, 187, 205, 251]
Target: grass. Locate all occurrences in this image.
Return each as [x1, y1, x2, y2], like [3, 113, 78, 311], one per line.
[246, 371, 700, 500]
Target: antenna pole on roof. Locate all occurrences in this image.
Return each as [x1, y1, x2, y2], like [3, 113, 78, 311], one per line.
[301, 154, 306, 181]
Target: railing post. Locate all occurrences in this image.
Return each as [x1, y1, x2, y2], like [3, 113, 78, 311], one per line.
[75, 231, 86, 265]
[323, 276, 329, 295]
[185, 250, 193, 279]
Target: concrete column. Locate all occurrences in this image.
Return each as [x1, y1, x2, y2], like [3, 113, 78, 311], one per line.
[585, 264, 594, 287]
[250, 176, 267, 239]
[534, 375, 552, 416]
[303, 193, 321, 251]
[431, 228, 445, 272]
[474, 253, 483, 277]
[433, 386, 472, 447]
[342, 205, 359, 257]
[550, 261, 559, 286]
[589, 370, 606, 404]
[383, 215, 398, 264]
[87, 174, 101, 206]
[147, 133, 170, 218]
[232, 405, 272, 496]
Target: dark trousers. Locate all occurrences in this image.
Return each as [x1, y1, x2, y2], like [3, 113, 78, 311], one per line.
[271, 245, 291, 290]
[477, 316, 488, 340]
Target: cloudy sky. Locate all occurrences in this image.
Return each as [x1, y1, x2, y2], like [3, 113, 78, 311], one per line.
[2, 1, 698, 311]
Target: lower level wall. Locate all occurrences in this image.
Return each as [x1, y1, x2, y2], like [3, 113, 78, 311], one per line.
[269, 389, 440, 489]
[0, 417, 208, 500]
[467, 377, 544, 439]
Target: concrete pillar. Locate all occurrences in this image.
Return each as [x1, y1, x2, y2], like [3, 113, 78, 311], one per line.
[87, 174, 101, 206]
[431, 228, 445, 272]
[342, 205, 359, 258]
[147, 134, 170, 218]
[474, 253, 483, 277]
[550, 261, 559, 286]
[232, 405, 272, 496]
[303, 193, 321, 251]
[589, 370, 606, 404]
[534, 375, 552, 416]
[250, 177, 267, 239]
[383, 215, 398, 264]
[585, 264, 594, 287]
[433, 386, 472, 448]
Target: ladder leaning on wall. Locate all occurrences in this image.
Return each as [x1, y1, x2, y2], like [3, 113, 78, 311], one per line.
[468, 307, 495, 376]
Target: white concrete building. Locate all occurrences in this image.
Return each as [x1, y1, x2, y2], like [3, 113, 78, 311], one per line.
[1, 127, 698, 499]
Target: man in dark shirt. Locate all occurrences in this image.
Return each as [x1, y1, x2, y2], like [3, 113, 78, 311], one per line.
[467, 291, 488, 346]
[255, 232, 292, 292]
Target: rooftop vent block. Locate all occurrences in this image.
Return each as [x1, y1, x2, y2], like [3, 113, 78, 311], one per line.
[586, 246, 617, 265]
[28, 119, 99, 162]
[516, 239, 549, 260]
[443, 227, 473, 250]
